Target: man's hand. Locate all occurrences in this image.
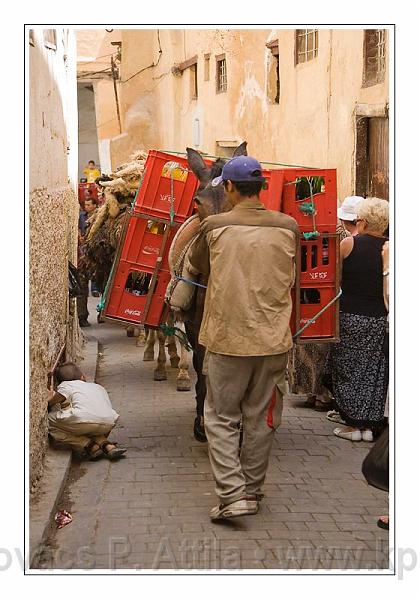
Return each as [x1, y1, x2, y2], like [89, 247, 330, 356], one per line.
[47, 386, 56, 402]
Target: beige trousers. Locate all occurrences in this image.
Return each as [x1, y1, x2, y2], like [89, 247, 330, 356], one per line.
[204, 351, 288, 505]
[48, 416, 113, 452]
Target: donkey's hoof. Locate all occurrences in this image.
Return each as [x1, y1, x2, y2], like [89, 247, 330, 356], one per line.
[136, 337, 146, 347]
[176, 378, 191, 392]
[154, 370, 167, 381]
[170, 356, 180, 369]
[143, 352, 155, 362]
[193, 416, 207, 443]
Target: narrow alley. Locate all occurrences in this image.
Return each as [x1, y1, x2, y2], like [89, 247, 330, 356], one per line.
[36, 300, 389, 571]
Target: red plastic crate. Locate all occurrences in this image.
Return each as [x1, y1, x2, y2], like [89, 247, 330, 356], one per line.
[280, 169, 337, 233]
[290, 284, 339, 340]
[105, 259, 171, 327]
[104, 213, 178, 327]
[259, 169, 284, 211]
[299, 234, 339, 285]
[134, 150, 205, 223]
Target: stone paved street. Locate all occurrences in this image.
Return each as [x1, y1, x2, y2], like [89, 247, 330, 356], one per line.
[38, 302, 389, 571]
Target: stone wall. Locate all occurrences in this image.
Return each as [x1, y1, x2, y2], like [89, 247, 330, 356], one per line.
[29, 185, 81, 489]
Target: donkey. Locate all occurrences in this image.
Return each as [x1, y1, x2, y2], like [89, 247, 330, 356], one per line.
[176, 142, 248, 441]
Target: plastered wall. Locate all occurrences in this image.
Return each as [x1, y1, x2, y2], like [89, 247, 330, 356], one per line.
[29, 28, 80, 488]
[110, 28, 389, 200]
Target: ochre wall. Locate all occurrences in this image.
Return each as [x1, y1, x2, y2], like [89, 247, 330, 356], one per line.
[109, 28, 389, 200]
[29, 29, 80, 488]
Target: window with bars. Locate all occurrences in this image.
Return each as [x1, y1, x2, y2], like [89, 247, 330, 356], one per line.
[44, 29, 57, 50]
[295, 29, 318, 64]
[216, 55, 227, 93]
[363, 29, 386, 87]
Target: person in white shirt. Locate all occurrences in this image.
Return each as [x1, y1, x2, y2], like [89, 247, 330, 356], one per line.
[47, 362, 126, 460]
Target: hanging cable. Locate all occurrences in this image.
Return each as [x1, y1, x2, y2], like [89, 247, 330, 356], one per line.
[120, 30, 162, 84]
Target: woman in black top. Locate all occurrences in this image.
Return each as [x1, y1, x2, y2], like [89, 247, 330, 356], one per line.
[330, 197, 389, 442]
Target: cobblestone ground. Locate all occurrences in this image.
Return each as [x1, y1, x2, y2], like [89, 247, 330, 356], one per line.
[39, 303, 389, 571]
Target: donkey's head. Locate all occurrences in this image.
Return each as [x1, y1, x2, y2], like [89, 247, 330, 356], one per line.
[186, 142, 248, 221]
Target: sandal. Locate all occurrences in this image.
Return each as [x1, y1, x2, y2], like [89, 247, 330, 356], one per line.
[85, 440, 103, 461]
[101, 441, 127, 460]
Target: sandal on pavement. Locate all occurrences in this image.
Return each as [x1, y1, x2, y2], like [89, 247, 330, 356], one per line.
[101, 441, 127, 460]
[362, 429, 374, 442]
[377, 516, 389, 530]
[210, 498, 259, 521]
[327, 410, 346, 424]
[333, 427, 362, 441]
[85, 440, 103, 461]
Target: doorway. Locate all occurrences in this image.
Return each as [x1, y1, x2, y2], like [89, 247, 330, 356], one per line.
[355, 116, 389, 200]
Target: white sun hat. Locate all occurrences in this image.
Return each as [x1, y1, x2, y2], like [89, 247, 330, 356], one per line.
[337, 196, 364, 221]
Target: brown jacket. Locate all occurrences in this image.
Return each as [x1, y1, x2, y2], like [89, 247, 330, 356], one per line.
[187, 199, 299, 356]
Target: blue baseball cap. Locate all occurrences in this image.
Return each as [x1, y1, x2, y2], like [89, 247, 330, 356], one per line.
[211, 155, 265, 187]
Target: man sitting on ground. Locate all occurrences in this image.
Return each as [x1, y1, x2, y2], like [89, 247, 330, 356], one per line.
[47, 362, 126, 460]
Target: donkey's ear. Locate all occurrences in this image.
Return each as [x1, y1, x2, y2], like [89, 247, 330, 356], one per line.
[186, 148, 210, 183]
[232, 141, 248, 157]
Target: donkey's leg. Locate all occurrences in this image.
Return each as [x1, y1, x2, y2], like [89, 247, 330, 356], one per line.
[154, 329, 168, 381]
[136, 325, 147, 347]
[143, 327, 155, 361]
[176, 327, 191, 392]
[165, 312, 180, 367]
[167, 336, 180, 368]
[185, 321, 207, 442]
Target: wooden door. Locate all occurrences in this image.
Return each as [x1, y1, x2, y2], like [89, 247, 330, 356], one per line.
[368, 117, 389, 200]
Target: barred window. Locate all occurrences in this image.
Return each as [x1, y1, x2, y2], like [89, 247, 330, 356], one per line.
[216, 55, 227, 93]
[363, 29, 386, 87]
[295, 29, 318, 64]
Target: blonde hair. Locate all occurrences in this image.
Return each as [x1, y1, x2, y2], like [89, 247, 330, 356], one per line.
[356, 197, 389, 233]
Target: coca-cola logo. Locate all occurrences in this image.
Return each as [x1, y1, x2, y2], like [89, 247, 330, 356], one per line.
[124, 308, 142, 317]
[142, 245, 159, 255]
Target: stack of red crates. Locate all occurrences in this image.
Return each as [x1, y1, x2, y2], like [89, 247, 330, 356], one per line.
[104, 151, 339, 341]
[260, 168, 339, 341]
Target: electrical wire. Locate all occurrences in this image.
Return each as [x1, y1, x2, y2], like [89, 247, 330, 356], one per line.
[78, 51, 118, 67]
[120, 30, 162, 84]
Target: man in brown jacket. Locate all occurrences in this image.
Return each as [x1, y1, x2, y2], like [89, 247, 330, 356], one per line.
[187, 155, 299, 520]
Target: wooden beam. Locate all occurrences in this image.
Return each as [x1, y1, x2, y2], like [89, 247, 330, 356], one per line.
[177, 55, 198, 71]
[266, 39, 279, 55]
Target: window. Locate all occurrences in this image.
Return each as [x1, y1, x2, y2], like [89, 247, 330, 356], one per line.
[43, 29, 57, 51]
[216, 54, 227, 93]
[204, 53, 210, 81]
[190, 63, 198, 99]
[363, 29, 386, 87]
[295, 29, 318, 64]
[266, 40, 280, 104]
